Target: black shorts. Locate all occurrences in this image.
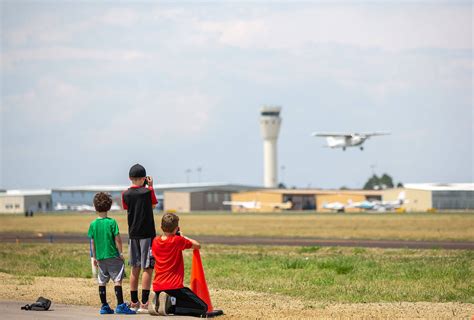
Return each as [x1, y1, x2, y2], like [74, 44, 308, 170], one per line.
[128, 238, 154, 268]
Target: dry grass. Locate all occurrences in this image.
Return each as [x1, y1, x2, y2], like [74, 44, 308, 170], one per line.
[0, 212, 473, 241]
[1, 272, 473, 319]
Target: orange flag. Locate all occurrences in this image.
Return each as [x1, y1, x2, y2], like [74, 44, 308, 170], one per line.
[190, 249, 214, 312]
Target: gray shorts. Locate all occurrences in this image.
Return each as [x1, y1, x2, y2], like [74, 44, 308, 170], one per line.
[97, 257, 125, 285]
[128, 238, 154, 269]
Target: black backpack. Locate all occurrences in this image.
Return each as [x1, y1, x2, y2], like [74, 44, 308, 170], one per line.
[21, 297, 52, 311]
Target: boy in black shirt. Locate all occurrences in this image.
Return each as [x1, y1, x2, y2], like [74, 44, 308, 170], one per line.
[122, 163, 158, 313]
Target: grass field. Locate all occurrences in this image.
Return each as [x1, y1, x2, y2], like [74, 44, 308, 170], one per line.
[1, 211, 474, 241]
[1, 213, 473, 318]
[0, 243, 472, 304]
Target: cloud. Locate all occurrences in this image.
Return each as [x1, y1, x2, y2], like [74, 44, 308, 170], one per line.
[3, 77, 85, 124]
[2, 47, 151, 68]
[83, 88, 218, 148]
[190, 4, 472, 52]
[101, 7, 140, 27]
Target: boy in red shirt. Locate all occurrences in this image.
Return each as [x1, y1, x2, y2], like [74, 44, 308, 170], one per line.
[149, 213, 208, 317]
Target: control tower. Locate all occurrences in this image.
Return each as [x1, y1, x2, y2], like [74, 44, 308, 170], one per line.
[260, 106, 282, 188]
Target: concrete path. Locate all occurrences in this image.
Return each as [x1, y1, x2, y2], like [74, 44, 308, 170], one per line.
[0, 300, 196, 320]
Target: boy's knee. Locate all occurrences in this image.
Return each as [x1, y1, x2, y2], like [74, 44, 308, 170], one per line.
[131, 266, 141, 275]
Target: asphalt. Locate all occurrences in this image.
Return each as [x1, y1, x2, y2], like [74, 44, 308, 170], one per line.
[0, 300, 196, 320]
[1, 232, 473, 250]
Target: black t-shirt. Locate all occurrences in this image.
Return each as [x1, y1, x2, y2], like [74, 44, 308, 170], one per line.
[122, 186, 157, 239]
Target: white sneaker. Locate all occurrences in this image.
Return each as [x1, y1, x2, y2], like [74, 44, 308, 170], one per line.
[158, 292, 172, 316]
[148, 292, 159, 316]
[136, 302, 149, 314]
[128, 301, 139, 312]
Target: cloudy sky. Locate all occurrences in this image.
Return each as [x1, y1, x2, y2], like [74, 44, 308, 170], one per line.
[1, 0, 472, 189]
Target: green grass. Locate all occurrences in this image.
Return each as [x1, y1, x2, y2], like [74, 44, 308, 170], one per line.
[1, 243, 472, 303]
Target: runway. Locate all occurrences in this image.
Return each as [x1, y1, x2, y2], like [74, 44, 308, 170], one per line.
[1, 232, 473, 250]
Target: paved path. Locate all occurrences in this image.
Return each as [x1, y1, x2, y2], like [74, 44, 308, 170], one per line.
[1, 232, 473, 250]
[0, 300, 195, 320]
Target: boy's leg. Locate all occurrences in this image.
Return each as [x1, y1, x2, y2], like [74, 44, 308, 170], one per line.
[141, 268, 153, 304]
[166, 287, 208, 317]
[99, 286, 107, 305]
[138, 238, 154, 306]
[114, 282, 124, 305]
[114, 281, 136, 314]
[97, 261, 114, 314]
[129, 239, 142, 306]
[130, 266, 141, 303]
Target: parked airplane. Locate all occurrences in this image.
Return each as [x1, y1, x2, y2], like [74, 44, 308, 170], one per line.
[312, 132, 390, 150]
[223, 201, 292, 210]
[323, 192, 407, 212]
[322, 201, 346, 212]
[348, 191, 407, 211]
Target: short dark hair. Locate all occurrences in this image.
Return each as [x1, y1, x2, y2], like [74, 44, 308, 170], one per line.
[93, 192, 112, 212]
[161, 212, 179, 233]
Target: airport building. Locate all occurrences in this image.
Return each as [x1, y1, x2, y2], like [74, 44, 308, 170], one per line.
[163, 184, 260, 212]
[0, 190, 52, 214]
[51, 183, 258, 212]
[383, 183, 474, 212]
[229, 189, 383, 212]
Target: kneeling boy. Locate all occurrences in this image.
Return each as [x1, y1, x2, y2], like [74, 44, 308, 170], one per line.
[88, 192, 135, 315]
[149, 212, 208, 317]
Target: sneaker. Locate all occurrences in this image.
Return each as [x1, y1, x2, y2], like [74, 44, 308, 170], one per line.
[116, 303, 136, 314]
[148, 292, 159, 316]
[158, 292, 172, 316]
[128, 301, 139, 312]
[136, 302, 149, 314]
[100, 303, 114, 314]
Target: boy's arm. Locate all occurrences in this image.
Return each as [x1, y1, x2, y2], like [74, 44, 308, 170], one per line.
[121, 192, 128, 210]
[115, 234, 124, 259]
[185, 236, 201, 250]
[91, 239, 98, 266]
[148, 177, 157, 209]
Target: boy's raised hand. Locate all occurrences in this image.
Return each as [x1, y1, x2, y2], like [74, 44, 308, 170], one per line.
[147, 176, 153, 187]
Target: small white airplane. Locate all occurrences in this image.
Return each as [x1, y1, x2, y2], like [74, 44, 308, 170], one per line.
[348, 192, 407, 211]
[223, 201, 292, 210]
[322, 202, 346, 212]
[312, 132, 390, 151]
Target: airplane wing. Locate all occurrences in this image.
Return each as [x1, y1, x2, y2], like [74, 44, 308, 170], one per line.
[313, 132, 390, 137]
[360, 132, 391, 137]
[312, 132, 352, 137]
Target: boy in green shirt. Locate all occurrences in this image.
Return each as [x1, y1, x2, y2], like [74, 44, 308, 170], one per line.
[88, 192, 135, 315]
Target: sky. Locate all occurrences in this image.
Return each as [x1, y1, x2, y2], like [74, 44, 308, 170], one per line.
[1, 0, 472, 189]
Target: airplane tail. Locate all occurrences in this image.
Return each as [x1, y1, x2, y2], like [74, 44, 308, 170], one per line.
[397, 191, 406, 204]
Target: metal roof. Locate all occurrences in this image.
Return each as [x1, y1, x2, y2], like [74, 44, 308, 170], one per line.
[51, 183, 260, 193]
[0, 189, 52, 196]
[403, 183, 474, 191]
[233, 188, 384, 195]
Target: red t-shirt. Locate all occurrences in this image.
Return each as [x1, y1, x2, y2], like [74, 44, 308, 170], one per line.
[152, 235, 193, 291]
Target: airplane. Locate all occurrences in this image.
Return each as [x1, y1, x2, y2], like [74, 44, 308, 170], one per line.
[323, 192, 407, 213]
[348, 192, 407, 211]
[322, 201, 346, 212]
[312, 132, 390, 150]
[223, 201, 292, 211]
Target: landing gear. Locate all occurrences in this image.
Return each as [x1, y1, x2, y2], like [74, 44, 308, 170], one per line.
[343, 147, 346, 151]
[360, 146, 364, 151]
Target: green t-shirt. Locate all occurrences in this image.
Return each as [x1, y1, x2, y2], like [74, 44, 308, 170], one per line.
[88, 217, 120, 261]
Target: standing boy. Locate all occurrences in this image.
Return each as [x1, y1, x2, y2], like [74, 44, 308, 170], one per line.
[88, 192, 135, 315]
[122, 163, 158, 313]
[149, 212, 208, 317]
